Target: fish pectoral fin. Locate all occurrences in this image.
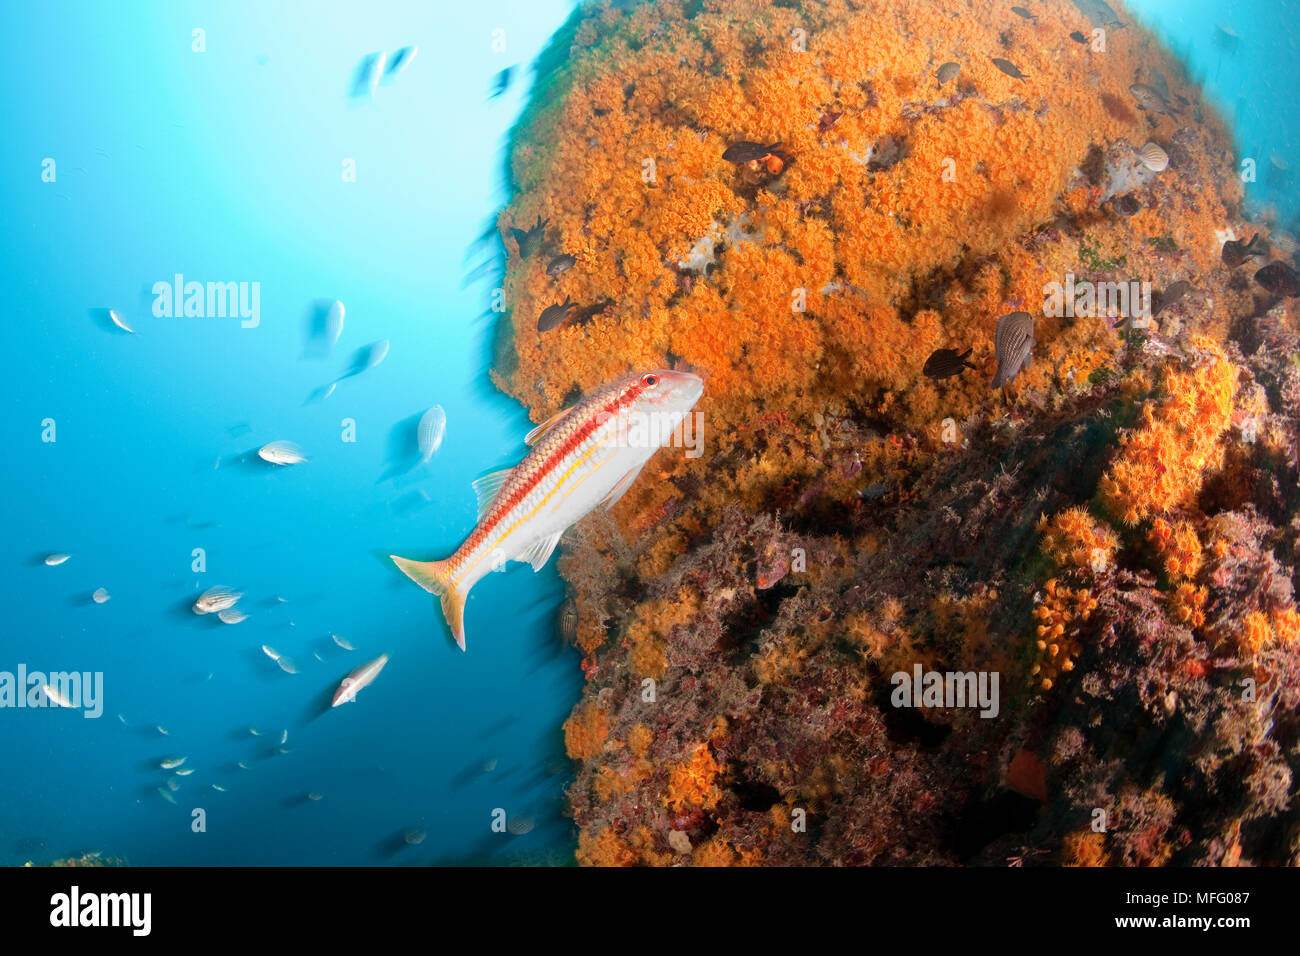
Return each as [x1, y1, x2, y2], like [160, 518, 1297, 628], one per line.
[518, 531, 564, 572]
[524, 405, 575, 446]
[599, 462, 647, 511]
[471, 468, 514, 520]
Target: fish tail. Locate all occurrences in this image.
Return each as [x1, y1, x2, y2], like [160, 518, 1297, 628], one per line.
[390, 555, 468, 651]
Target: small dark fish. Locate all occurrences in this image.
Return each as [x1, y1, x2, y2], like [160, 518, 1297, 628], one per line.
[537, 297, 575, 332]
[818, 110, 843, 132]
[923, 347, 975, 380]
[1254, 261, 1300, 298]
[991, 311, 1034, 388]
[722, 141, 778, 164]
[936, 62, 960, 85]
[512, 215, 548, 259]
[1069, 30, 1088, 43]
[992, 58, 1028, 80]
[1222, 233, 1267, 268]
[1130, 83, 1172, 114]
[573, 298, 615, 323]
[1112, 194, 1141, 217]
[490, 66, 515, 99]
[722, 141, 792, 176]
[558, 599, 577, 642]
[1151, 280, 1191, 315]
[546, 254, 576, 277]
[1072, 0, 1123, 28]
[1011, 6, 1037, 21]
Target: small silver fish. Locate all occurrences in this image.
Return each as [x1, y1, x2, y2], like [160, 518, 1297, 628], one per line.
[385, 46, 417, 78]
[92, 588, 110, 604]
[160, 756, 187, 770]
[991, 311, 1035, 388]
[417, 405, 447, 464]
[325, 300, 345, 351]
[258, 441, 307, 465]
[331, 633, 355, 651]
[42, 685, 75, 708]
[331, 654, 389, 706]
[277, 656, 299, 675]
[174, 768, 195, 776]
[1137, 141, 1169, 172]
[217, 608, 248, 624]
[108, 309, 135, 333]
[44, 553, 70, 566]
[194, 586, 242, 615]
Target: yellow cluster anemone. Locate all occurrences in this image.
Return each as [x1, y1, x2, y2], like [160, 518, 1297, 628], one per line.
[1030, 579, 1097, 691]
[1099, 339, 1238, 526]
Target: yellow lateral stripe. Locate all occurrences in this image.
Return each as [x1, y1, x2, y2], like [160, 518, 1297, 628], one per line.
[454, 433, 612, 586]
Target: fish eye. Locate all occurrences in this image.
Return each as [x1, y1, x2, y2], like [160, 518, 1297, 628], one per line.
[641, 373, 658, 388]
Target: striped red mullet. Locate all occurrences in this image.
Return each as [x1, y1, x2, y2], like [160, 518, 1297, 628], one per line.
[391, 370, 703, 649]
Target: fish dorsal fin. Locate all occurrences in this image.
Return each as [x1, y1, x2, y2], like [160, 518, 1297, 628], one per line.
[600, 461, 647, 511]
[518, 530, 564, 571]
[471, 468, 514, 520]
[524, 405, 575, 446]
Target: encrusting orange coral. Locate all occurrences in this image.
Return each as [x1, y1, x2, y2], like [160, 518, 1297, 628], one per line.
[1099, 340, 1238, 526]
[665, 744, 724, 813]
[1030, 579, 1097, 691]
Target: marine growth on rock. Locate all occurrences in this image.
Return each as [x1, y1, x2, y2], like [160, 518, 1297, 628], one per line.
[493, 0, 1300, 866]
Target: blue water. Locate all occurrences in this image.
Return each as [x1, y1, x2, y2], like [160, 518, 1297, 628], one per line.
[1, 0, 576, 865]
[0, 0, 1293, 867]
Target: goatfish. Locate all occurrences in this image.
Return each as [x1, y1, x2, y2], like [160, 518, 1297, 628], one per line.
[391, 370, 704, 649]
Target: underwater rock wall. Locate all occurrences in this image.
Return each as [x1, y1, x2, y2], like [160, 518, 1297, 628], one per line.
[496, 0, 1300, 865]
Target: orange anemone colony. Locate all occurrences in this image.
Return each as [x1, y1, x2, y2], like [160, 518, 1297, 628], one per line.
[495, 0, 1300, 866]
